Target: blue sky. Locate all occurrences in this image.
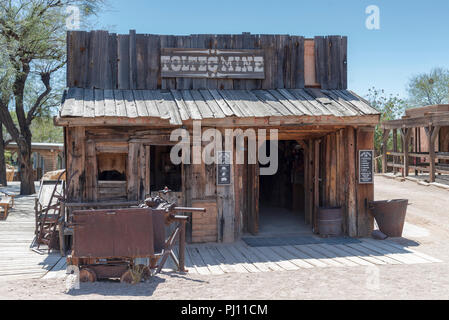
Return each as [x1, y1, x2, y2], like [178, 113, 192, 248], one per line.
[93, 0, 449, 99]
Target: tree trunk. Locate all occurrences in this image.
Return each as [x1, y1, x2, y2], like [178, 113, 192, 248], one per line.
[0, 123, 7, 186]
[18, 141, 35, 195]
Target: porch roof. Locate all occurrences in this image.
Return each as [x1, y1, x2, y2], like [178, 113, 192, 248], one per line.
[57, 88, 379, 126]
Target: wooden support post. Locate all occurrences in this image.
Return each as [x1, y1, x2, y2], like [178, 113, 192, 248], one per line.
[329, 133, 337, 207]
[356, 127, 375, 237]
[85, 140, 97, 202]
[59, 201, 66, 257]
[382, 129, 389, 174]
[401, 128, 412, 177]
[425, 125, 440, 182]
[297, 140, 312, 225]
[307, 139, 314, 225]
[346, 127, 357, 237]
[127, 142, 140, 200]
[393, 129, 398, 174]
[313, 140, 320, 233]
[337, 130, 347, 234]
[145, 145, 151, 197]
[67, 127, 85, 202]
[178, 220, 186, 272]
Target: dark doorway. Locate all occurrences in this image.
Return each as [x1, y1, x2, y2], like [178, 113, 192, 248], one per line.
[150, 145, 182, 192]
[258, 140, 311, 236]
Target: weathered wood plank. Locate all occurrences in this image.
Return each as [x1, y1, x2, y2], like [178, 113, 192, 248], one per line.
[113, 89, 127, 116]
[132, 90, 149, 117]
[83, 88, 95, 117]
[94, 89, 105, 117]
[117, 34, 130, 89]
[103, 89, 116, 116]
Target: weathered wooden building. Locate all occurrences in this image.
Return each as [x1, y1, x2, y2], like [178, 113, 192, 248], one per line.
[6, 142, 64, 181]
[382, 104, 449, 182]
[55, 30, 380, 243]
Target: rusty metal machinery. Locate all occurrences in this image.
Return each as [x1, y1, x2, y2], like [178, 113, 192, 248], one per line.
[67, 187, 205, 283]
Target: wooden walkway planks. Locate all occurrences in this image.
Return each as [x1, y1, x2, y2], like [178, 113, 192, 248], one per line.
[181, 240, 442, 276]
[0, 189, 63, 282]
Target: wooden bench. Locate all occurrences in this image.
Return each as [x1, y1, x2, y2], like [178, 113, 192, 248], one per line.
[0, 191, 16, 208]
[0, 197, 12, 220]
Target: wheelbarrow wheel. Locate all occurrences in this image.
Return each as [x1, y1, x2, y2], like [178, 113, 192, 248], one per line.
[120, 270, 133, 284]
[139, 264, 151, 281]
[120, 265, 151, 284]
[79, 268, 97, 283]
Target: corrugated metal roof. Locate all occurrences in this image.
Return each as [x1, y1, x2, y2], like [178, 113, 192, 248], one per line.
[59, 88, 379, 125]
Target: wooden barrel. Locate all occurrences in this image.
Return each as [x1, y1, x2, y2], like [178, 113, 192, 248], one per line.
[318, 207, 343, 236]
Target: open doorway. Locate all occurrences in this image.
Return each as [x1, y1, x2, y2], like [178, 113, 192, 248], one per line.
[258, 140, 312, 236]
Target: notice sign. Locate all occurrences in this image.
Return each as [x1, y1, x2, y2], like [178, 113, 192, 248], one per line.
[359, 150, 374, 184]
[161, 48, 265, 79]
[217, 151, 231, 186]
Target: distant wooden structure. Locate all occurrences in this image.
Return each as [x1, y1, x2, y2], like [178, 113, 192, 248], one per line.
[55, 30, 380, 242]
[381, 104, 449, 182]
[5, 143, 64, 181]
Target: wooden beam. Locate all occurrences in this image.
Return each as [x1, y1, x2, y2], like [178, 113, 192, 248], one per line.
[67, 127, 85, 202]
[425, 125, 440, 182]
[55, 114, 381, 128]
[392, 129, 398, 174]
[401, 128, 412, 177]
[85, 140, 98, 202]
[346, 127, 357, 237]
[127, 142, 139, 200]
[313, 139, 320, 233]
[382, 129, 389, 174]
[356, 127, 375, 237]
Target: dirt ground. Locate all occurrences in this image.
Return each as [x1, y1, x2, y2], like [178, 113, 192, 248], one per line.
[1, 175, 448, 300]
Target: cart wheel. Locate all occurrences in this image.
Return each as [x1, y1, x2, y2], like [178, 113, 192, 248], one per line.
[138, 265, 151, 281]
[80, 268, 96, 282]
[120, 270, 133, 284]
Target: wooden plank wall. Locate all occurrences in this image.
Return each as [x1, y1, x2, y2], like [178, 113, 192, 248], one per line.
[314, 127, 374, 237]
[65, 125, 374, 240]
[67, 31, 347, 91]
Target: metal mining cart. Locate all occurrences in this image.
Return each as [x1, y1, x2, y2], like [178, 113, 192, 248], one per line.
[67, 204, 205, 283]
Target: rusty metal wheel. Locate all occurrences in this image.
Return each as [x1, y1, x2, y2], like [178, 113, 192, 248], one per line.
[138, 264, 151, 281]
[79, 267, 97, 282]
[120, 270, 133, 284]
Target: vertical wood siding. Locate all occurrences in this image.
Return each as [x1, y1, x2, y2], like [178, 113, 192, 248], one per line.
[67, 31, 347, 91]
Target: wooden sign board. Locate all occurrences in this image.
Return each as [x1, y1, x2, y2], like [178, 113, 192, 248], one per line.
[161, 48, 265, 79]
[359, 150, 374, 184]
[217, 151, 231, 185]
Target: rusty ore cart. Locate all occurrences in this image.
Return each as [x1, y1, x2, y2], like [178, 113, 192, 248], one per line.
[67, 205, 204, 283]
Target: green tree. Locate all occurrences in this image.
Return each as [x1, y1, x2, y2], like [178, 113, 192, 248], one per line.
[0, 0, 104, 194]
[366, 88, 406, 171]
[31, 116, 63, 143]
[407, 67, 449, 107]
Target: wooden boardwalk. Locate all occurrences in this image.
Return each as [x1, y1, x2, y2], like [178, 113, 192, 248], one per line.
[1, 183, 443, 281]
[178, 239, 443, 275]
[0, 184, 63, 282]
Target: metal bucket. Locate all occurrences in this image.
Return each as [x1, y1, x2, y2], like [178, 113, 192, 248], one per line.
[318, 207, 343, 236]
[369, 199, 408, 237]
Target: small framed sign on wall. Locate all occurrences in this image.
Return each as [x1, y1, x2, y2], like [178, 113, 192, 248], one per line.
[217, 151, 232, 186]
[359, 150, 374, 184]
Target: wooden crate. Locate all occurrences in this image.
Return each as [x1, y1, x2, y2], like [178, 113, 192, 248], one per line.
[191, 200, 218, 243]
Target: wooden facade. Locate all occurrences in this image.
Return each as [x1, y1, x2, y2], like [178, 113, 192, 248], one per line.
[381, 104, 449, 182]
[57, 31, 380, 243]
